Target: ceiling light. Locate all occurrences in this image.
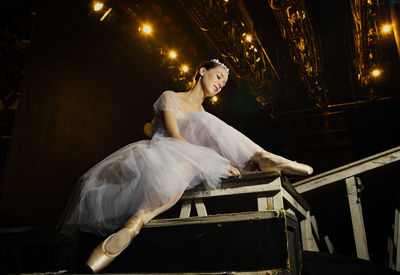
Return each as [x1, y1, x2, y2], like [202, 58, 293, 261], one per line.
[382, 24, 392, 34]
[169, 51, 177, 59]
[93, 2, 103, 11]
[245, 34, 252, 42]
[181, 65, 189, 72]
[372, 69, 381, 77]
[141, 25, 152, 34]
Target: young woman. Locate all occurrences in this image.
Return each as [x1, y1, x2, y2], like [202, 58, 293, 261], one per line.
[61, 59, 313, 273]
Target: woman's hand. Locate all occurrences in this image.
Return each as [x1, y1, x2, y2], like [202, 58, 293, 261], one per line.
[228, 165, 240, 176]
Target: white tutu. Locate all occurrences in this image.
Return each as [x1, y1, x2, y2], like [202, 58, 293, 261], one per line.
[178, 111, 263, 170]
[61, 91, 263, 236]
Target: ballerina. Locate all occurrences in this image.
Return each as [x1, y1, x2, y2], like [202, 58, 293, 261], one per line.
[61, 59, 313, 273]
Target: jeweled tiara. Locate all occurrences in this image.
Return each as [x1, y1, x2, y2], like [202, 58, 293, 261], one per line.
[211, 58, 229, 74]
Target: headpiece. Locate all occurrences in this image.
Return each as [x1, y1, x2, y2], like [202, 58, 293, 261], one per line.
[211, 59, 229, 75]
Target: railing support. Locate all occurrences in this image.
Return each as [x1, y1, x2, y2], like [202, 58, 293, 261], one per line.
[346, 176, 369, 260]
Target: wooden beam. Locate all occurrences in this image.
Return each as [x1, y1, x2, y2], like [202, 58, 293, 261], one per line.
[257, 193, 268, 211]
[324, 235, 335, 254]
[310, 215, 320, 241]
[388, 237, 394, 269]
[179, 199, 192, 219]
[346, 176, 369, 260]
[147, 210, 281, 227]
[395, 209, 400, 271]
[282, 189, 307, 219]
[194, 198, 207, 217]
[300, 211, 319, 251]
[293, 146, 400, 194]
[272, 186, 284, 210]
[182, 178, 281, 199]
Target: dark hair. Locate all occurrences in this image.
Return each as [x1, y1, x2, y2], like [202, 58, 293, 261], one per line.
[194, 61, 221, 82]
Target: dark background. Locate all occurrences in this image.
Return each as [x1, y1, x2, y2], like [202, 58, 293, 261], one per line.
[0, 0, 400, 269]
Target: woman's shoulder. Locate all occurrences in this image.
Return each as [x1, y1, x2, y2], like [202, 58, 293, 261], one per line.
[160, 90, 175, 96]
[166, 90, 186, 98]
[156, 90, 176, 101]
[160, 90, 183, 100]
[154, 90, 180, 112]
[161, 90, 192, 103]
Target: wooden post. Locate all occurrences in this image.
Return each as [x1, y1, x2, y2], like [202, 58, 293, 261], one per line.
[388, 237, 394, 269]
[179, 199, 192, 218]
[324, 235, 335, 254]
[300, 211, 319, 251]
[346, 176, 369, 260]
[194, 198, 207, 216]
[272, 178, 284, 210]
[395, 209, 399, 248]
[310, 215, 320, 241]
[395, 209, 400, 271]
[257, 193, 268, 211]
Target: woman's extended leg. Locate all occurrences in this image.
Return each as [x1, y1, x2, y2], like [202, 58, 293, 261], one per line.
[251, 151, 313, 176]
[86, 189, 185, 273]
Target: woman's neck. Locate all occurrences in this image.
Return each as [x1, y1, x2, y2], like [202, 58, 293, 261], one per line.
[184, 82, 205, 106]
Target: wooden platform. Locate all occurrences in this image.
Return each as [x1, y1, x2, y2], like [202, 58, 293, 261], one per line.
[1, 171, 314, 275]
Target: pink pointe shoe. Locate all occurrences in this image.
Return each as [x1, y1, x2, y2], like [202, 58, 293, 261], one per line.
[252, 152, 313, 176]
[86, 216, 144, 273]
[271, 161, 313, 176]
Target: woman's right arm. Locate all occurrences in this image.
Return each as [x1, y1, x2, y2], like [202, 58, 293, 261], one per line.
[162, 103, 239, 175]
[162, 110, 187, 142]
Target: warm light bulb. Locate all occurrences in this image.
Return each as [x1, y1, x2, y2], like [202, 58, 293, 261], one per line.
[212, 96, 218, 102]
[142, 25, 152, 34]
[94, 2, 103, 11]
[181, 65, 189, 72]
[169, 51, 177, 59]
[382, 24, 392, 33]
[372, 69, 381, 77]
[245, 34, 252, 42]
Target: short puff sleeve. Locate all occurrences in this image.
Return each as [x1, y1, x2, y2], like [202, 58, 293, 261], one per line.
[153, 91, 178, 114]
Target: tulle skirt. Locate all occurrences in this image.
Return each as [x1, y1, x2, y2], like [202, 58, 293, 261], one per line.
[61, 136, 231, 237]
[178, 111, 263, 170]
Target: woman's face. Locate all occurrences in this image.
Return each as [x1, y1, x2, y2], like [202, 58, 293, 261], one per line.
[199, 66, 229, 97]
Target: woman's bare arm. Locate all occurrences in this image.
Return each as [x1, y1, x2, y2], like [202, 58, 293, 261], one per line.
[162, 109, 240, 175]
[162, 110, 187, 142]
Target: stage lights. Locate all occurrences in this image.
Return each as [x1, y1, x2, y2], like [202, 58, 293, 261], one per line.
[143, 25, 151, 34]
[372, 69, 381, 77]
[181, 65, 189, 72]
[93, 2, 103, 11]
[245, 34, 252, 42]
[382, 24, 392, 34]
[89, 3, 195, 87]
[169, 51, 177, 59]
[139, 24, 152, 34]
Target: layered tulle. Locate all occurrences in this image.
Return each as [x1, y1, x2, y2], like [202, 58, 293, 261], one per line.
[62, 136, 230, 236]
[62, 91, 264, 237]
[178, 111, 263, 170]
